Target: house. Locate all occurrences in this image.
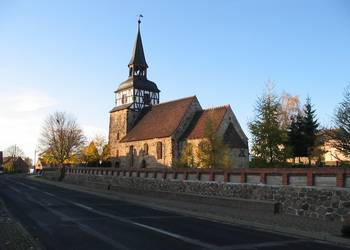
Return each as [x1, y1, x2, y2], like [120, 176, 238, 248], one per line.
[0, 151, 3, 172]
[2, 156, 30, 173]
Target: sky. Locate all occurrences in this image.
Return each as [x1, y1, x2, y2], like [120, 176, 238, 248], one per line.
[0, 0, 349, 159]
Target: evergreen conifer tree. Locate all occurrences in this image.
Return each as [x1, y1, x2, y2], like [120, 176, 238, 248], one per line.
[249, 86, 285, 163]
[302, 97, 319, 163]
[288, 113, 305, 161]
[288, 97, 319, 164]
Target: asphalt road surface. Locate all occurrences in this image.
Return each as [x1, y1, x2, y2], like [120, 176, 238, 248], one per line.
[0, 175, 348, 250]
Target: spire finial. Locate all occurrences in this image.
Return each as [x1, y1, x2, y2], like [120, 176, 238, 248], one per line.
[138, 14, 143, 30]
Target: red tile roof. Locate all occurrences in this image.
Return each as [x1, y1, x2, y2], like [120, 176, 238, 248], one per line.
[121, 96, 197, 142]
[3, 157, 12, 165]
[186, 106, 228, 139]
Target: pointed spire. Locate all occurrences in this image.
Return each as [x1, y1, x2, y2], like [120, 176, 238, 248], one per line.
[128, 15, 148, 68]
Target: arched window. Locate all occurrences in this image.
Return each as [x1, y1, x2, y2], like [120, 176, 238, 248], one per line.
[143, 143, 149, 155]
[156, 142, 163, 160]
[129, 146, 134, 156]
[117, 132, 120, 140]
[129, 145, 134, 167]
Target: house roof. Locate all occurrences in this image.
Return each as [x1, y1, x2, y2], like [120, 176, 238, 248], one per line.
[185, 106, 229, 140]
[2, 156, 28, 166]
[110, 103, 133, 113]
[116, 77, 160, 93]
[121, 96, 197, 142]
[3, 157, 13, 165]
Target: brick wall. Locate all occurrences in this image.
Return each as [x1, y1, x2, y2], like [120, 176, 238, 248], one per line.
[41, 167, 61, 181]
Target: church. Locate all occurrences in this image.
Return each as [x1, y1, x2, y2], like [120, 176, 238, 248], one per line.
[109, 20, 249, 169]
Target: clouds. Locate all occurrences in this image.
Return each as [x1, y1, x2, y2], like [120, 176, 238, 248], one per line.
[0, 88, 58, 157]
[0, 88, 57, 114]
[82, 124, 108, 141]
[0, 86, 109, 160]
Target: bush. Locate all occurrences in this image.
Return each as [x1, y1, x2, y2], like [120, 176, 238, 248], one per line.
[171, 159, 193, 169]
[100, 161, 112, 168]
[249, 158, 315, 168]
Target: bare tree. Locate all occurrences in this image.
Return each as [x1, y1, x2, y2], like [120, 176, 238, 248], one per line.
[93, 135, 107, 156]
[39, 111, 85, 165]
[93, 135, 110, 163]
[279, 92, 300, 128]
[4, 145, 25, 158]
[329, 86, 350, 158]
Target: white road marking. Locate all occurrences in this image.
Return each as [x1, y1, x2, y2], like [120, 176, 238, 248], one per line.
[19, 187, 130, 250]
[8, 177, 311, 250]
[124, 215, 185, 220]
[72, 202, 93, 210]
[8, 186, 21, 193]
[17, 182, 38, 190]
[77, 224, 130, 250]
[8, 178, 219, 249]
[43, 191, 56, 197]
[67, 201, 218, 249]
[132, 221, 218, 249]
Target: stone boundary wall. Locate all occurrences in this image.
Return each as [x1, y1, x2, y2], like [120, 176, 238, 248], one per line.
[65, 167, 350, 188]
[40, 167, 61, 181]
[41, 167, 350, 222]
[61, 171, 350, 222]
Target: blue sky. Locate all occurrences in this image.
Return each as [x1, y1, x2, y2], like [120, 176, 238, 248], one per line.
[0, 0, 349, 157]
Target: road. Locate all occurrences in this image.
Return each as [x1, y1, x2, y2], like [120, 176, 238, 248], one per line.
[0, 175, 348, 250]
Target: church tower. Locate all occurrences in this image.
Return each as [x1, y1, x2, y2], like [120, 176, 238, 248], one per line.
[114, 18, 160, 111]
[109, 18, 160, 163]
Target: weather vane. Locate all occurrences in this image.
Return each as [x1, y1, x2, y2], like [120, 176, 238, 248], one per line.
[138, 14, 143, 24]
[137, 14, 143, 30]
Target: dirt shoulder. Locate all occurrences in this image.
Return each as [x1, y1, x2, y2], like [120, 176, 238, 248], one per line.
[0, 198, 39, 250]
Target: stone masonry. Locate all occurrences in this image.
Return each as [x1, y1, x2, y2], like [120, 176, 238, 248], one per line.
[63, 171, 350, 223]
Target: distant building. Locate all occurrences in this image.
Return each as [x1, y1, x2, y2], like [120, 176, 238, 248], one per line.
[2, 157, 12, 167]
[35, 158, 49, 171]
[2, 156, 30, 173]
[108, 20, 248, 168]
[321, 139, 350, 166]
[0, 151, 3, 171]
[288, 130, 350, 166]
